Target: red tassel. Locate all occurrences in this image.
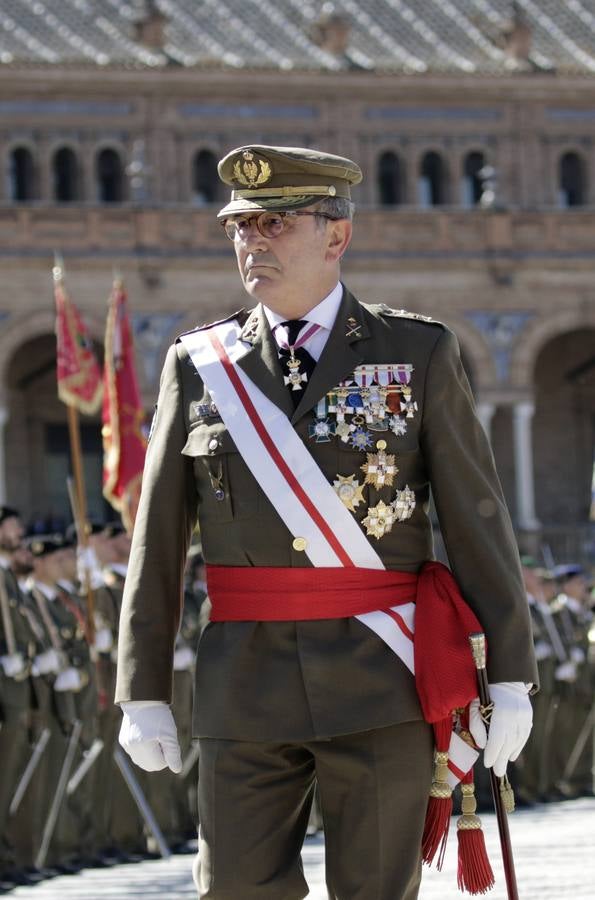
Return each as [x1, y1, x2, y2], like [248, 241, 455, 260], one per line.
[457, 826, 495, 894]
[456, 774, 495, 894]
[422, 716, 453, 869]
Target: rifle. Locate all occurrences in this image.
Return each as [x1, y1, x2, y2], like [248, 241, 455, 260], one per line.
[9, 727, 51, 816]
[113, 747, 171, 859]
[470, 633, 519, 900]
[66, 737, 104, 795]
[562, 702, 595, 784]
[35, 718, 82, 869]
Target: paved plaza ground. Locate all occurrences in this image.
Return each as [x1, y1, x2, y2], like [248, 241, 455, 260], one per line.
[8, 798, 595, 899]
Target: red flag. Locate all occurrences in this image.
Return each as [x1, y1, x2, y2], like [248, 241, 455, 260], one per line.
[55, 269, 102, 414]
[102, 280, 147, 532]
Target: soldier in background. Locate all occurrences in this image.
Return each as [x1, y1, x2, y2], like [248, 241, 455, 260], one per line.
[25, 536, 89, 872]
[0, 507, 40, 891]
[550, 564, 594, 799]
[517, 559, 563, 804]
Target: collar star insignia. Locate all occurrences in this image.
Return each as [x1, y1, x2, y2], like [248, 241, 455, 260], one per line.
[361, 450, 398, 488]
[362, 500, 396, 539]
[333, 474, 365, 512]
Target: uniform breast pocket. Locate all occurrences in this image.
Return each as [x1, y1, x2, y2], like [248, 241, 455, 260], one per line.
[181, 423, 259, 524]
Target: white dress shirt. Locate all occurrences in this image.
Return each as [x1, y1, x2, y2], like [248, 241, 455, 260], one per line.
[263, 281, 343, 362]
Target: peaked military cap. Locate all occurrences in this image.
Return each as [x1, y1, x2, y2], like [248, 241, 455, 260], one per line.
[217, 144, 362, 217]
[0, 505, 20, 526]
[27, 534, 64, 557]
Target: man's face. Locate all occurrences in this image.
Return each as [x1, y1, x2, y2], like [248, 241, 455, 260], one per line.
[0, 516, 24, 553]
[228, 206, 351, 316]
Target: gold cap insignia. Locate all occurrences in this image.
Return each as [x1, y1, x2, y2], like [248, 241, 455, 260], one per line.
[233, 150, 272, 190]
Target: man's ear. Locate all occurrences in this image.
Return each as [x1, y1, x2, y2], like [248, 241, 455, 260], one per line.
[325, 219, 352, 262]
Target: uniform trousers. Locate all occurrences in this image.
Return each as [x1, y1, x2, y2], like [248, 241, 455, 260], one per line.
[193, 719, 433, 900]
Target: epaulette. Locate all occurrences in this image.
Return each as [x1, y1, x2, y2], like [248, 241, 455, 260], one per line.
[178, 308, 248, 339]
[375, 303, 443, 325]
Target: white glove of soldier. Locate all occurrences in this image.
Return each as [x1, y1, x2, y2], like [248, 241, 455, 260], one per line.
[119, 700, 182, 774]
[33, 648, 61, 675]
[54, 666, 84, 692]
[94, 627, 114, 653]
[0, 652, 26, 678]
[173, 646, 195, 672]
[555, 660, 577, 683]
[76, 545, 104, 590]
[469, 681, 533, 777]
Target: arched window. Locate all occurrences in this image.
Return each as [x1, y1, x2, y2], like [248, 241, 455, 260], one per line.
[53, 147, 79, 202]
[96, 148, 124, 203]
[559, 152, 586, 208]
[8, 147, 35, 201]
[192, 149, 218, 205]
[418, 151, 447, 207]
[377, 151, 404, 206]
[462, 151, 486, 207]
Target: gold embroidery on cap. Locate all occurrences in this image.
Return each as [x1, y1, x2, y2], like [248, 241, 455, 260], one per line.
[233, 151, 272, 189]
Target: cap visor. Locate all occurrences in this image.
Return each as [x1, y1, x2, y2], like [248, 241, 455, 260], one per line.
[217, 194, 318, 218]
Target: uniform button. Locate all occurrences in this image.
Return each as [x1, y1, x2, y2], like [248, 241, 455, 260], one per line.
[292, 537, 307, 552]
[208, 438, 219, 451]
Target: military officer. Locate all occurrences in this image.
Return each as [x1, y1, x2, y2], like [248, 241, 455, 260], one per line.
[116, 146, 537, 900]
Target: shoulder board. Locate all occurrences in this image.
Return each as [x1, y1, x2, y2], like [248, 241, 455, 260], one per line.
[178, 308, 249, 339]
[374, 304, 443, 325]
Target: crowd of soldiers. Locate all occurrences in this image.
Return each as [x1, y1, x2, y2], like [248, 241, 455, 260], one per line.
[0, 501, 593, 893]
[0, 504, 207, 894]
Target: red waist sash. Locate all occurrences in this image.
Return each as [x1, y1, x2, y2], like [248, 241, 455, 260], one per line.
[206, 565, 417, 621]
[205, 561, 484, 725]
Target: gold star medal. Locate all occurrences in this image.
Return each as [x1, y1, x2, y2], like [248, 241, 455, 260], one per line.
[333, 474, 365, 512]
[362, 500, 396, 540]
[392, 486, 416, 521]
[361, 450, 398, 489]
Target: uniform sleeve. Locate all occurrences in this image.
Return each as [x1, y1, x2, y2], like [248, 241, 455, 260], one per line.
[115, 343, 198, 703]
[420, 327, 538, 686]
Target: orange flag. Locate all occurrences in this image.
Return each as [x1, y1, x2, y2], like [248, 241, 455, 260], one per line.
[54, 266, 102, 414]
[102, 279, 147, 533]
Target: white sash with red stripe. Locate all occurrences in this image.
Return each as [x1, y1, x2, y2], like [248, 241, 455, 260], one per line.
[180, 320, 477, 782]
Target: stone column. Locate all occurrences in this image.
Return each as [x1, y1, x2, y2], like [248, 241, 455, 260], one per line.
[512, 401, 540, 530]
[476, 401, 496, 443]
[0, 406, 9, 506]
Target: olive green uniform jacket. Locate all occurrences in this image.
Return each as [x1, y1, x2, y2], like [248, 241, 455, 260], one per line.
[116, 287, 538, 741]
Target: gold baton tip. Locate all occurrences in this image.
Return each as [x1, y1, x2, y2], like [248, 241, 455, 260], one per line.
[468, 632, 487, 669]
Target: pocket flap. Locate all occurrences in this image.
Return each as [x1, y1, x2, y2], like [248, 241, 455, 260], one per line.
[181, 423, 238, 457]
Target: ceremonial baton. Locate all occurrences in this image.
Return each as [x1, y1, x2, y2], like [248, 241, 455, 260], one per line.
[469, 633, 519, 900]
[179, 740, 201, 781]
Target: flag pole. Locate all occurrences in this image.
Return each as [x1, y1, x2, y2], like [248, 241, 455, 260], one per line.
[53, 257, 96, 646]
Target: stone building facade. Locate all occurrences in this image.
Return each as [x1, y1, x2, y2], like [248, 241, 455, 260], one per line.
[0, 1, 593, 562]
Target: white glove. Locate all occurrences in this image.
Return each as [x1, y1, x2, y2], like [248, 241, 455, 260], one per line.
[77, 546, 104, 590]
[570, 647, 585, 664]
[119, 701, 182, 774]
[469, 681, 533, 777]
[534, 640, 553, 661]
[173, 646, 195, 671]
[94, 627, 114, 653]
[0, 652, 26, 678]
[555, 660, 577, 683]
[54, 666, 83, 692]
[33, 648, 61, 675]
